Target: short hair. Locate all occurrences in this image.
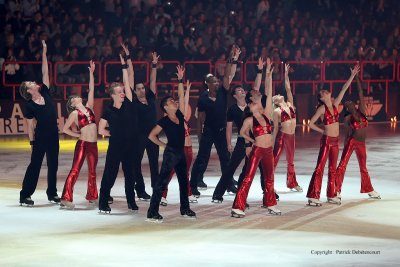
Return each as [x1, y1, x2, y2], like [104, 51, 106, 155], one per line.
[108, 82, 122, 96]
[134, 82, 145, 91]
[66, 95, 79, 115]
[160, 95, 172, 113]
[231, 84, 244, 97]
[19, 82, 31, 101]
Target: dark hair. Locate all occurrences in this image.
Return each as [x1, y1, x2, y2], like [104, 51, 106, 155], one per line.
[231, 84, 244, 97]
[160, 95, 172, 113]
[19, 82, 31, 101]
[316, 91, 324, 109]
[66, 95, 79, 115]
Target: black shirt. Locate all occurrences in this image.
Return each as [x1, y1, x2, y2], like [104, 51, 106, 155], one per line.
[23, 84, 59, 141]
[227, 104, 246, 132]
[157, 110, 185, 149]
[198, 86, 228, 130]
[101, 98, 138, 145]
[134, 89, 157, 135]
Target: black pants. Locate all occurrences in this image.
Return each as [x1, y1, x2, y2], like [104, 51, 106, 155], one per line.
[214, 137, 264, 197]
[20, 137, 59, 199]
[148, 147, 190, 213]
[190, 126, 230, 190]
[134, 133, 159, 192]
[99, 143, 136, 206]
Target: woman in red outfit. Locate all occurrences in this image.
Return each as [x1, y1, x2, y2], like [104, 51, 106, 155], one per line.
[335, 75, 380, 200]
[231, 58, 280, 218]
[306, 65, 360, 206]
[272, 63, 302, 192]
[61, 61, 98, 209]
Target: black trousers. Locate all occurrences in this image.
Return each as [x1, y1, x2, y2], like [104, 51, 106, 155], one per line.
[99, 143, 136, 206]
[148, 147, 190, 213]
[20, 137, 59, 199]
[134, 133, 159, 192]
[214, 137, 264, 197]
[190, 126, 230, 190]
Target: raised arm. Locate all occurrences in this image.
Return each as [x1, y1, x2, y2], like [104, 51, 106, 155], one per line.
[41, 40, 49, 88]
[121, 43, 134, 89]
[98, 119, 110, 136]
[263, 57, 273, 118]
[356, 74, 366, 114]
[253, 57, 264, 91]
[223, 46, 241, 90]
[284, 63, 294, 106]
[86, 60, 95, 109]
[148, 125, 166, 148]
[309, 106, 325, 134]
[184, 80, 191, 120]
[120, 54, 132, 101]
[149, 52, 159, 94]
[176, 65, 185, 113]
[63, 112, 80, 138]
[334, 65, 360, 107]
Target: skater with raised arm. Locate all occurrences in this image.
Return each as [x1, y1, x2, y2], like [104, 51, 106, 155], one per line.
[19, 40, 60, 206]
[60, 61, 98, 209]
[306, 65, 360, 206]
[147, 65, 196, 222]
[335, 74, 380, 200]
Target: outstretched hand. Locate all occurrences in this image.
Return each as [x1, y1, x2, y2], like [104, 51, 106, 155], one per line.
[186, 80, 191, 91]
[285, 63, 291, 74]
[351, 65, 361, 76]
[88, 60, 95, 73]
[121, 43, 130, 56]
[232, 45, 241, 60]
[176, 65, 185, 80]
[41, 40, 47, 54]
[257, 57, 265, 70]
[152, 52, 160, 64]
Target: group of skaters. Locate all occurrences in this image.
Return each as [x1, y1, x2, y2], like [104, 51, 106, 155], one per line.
[18, 41, 380, 222]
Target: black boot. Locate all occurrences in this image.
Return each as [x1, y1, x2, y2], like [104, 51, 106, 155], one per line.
[227, 184, 238, 194]
[137, 191, 151, 201]
[48, 195, 61, 204]
[99, 201, 111, 213]
[211, 195, 223, 203]
[20, 197, 34, 207]
[197, 180, 207, 190]
[181, 208, 196, 218]
[146, 210, 163, 222]
[192, 187, 201, 197]
[108, 196, 114, 204]
[128, 201, 139, 211]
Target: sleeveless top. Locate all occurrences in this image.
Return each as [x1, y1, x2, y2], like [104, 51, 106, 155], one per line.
[323, 104, 339, 125]
[350, 110, 368, 130]
[77, 107, 95, 129]
[253, 114, 272, 137]
[280, 106, 296, 122]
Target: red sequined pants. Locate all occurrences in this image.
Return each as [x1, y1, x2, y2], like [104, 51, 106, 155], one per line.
[273, 131, 299, 188]
[232, 146, 276, 211]
[307, 135, 338, 199]
[336, 137, 374, 193]
[62, 140, 98, 202]
[162, 146, 193, 198]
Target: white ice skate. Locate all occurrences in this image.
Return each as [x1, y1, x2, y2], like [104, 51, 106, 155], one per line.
[188, 195, 198, 203]
[231, 209, 245, 218]
[160, 197, 168, 206]
[60, 200, 75, 210]
[368, 191, 381, 199]
[267, 205, 282, 216]
[291, 185, 303, 192]
[307, 198, 323, 207]
[327, 197, 341, 205]
[336, 192, 342, 199]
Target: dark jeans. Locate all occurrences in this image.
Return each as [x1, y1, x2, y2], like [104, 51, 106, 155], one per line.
[99, 143, 136, 206]
[20, 137, 59, 199]
[190, 126, 230, 190]
[134, 133, 160, 192]
[214, 137, 264, 197]
[148, 146, 190, 213]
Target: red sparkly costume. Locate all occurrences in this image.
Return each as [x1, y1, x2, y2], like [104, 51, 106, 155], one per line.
[232, 114, 276, 211]
[62, 107, 98, 202]
[336, 110, 374, 193]
[307, 104, 339, 199]
[162, 121, 193, 198]
[273, 106, 299, 188]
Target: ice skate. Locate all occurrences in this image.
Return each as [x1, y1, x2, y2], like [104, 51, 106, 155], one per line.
[19, 197, 34, 207]
[98, 202, 111, 214]
[227, 184, 238, 194]
[231, 209, 245, 218]
[307, 198, 322, 207]
[327, 197, 341, 205]
[211, 195, 223, 204]
[160, 197, 168, 206]
[181, 208, 196, 219]
[197, 180, 207, 190]
[108, 196, 114, 204]
[188, 195, 198, 203]
[192, 188, 201, 198]
[368, 190, 381, 199]
[291, 185, 303, 192]
[336, 192, 342, 199]
[146, 211, 163, 223]
[128, 202, 139, 212]
[267, 205, 282, 216]
[60, 200, 75, 210]
[137, 191, 151, 201]
[48, 195, 61, 204]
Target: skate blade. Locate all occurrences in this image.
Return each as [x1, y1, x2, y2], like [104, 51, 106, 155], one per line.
[227, 191, 236, 195]
[139, 198, 150, 202]
[98, 210, 111, 214]
[20, 203, 34, 207]
[129, 209, 139, 214]
[181, 215, 197, 219]
[369, 195, 381, 199]
[327, 200, 341, 205]
[268, 210, 282, 216]
[49, 200, 61, 205]
[145, 218, 163, 223]
[189, 199, 198, 203]
[211, 200, 223, 204]
[160, 202, 167, 206]
[60, 205, 75, 210]
[307, 201, 322, 207]
[231, 212, 245, 218]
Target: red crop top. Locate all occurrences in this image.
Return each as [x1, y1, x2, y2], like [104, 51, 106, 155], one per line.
[323, 104, 339, 125]
[253, 114, 272, 137]
[350, 110, 368, 130]
[280, 106, 296, 122]
[77, 107, 95, 129]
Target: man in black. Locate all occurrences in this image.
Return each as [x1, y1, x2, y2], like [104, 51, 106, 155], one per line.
[190, 46, 240, 196]
[97, 54, 139, 213]
[147, 66, 195, 222]
[19, 40, 60, 206]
